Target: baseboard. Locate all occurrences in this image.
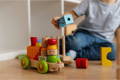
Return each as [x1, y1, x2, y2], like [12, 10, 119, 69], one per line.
[0, 50, 26, 61]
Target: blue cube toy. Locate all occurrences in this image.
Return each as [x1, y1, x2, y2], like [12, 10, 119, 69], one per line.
[57, 14, 74, 27]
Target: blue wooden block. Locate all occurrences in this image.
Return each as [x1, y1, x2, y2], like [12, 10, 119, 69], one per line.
[57, 14, 74, 27]
[37, 40, 42, 43]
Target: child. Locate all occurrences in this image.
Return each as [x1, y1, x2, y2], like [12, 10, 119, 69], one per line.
[51, 0, 120, 60]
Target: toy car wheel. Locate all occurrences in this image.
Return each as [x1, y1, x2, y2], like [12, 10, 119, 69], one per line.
[20, 56, 30, 69]
[37, 60, 48, 74]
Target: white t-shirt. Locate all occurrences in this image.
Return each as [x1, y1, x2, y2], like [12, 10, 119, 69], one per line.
[73, 0, 120, 42]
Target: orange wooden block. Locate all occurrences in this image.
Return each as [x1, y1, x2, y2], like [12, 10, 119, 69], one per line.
[27, 46, 41, 59]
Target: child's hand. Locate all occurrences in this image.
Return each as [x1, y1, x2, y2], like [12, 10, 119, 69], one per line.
[51, 17, 60, 29]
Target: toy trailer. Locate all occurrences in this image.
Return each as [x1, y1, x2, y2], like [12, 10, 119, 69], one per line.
[20, 37, 64, 74]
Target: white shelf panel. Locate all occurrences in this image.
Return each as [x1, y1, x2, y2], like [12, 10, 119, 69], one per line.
[64, 0, 81, 4]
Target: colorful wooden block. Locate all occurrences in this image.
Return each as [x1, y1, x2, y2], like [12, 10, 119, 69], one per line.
[57, 14, 74, 27]
[101, 47, 112, 66]
[75, 58, 88, 68]
[27, 46, 41, 59]
[47, 38, 57, 45]
[36, 40, 42, 47]
[31, 37, 38, 46]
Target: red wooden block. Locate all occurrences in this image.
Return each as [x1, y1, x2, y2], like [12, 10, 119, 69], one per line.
[75, 58, 88, 68]
[47, 38, 57, 45]
[76, 58, 81, 68]
[31, 37, 38, 46]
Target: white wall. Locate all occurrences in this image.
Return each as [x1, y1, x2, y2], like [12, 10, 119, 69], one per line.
[31, 0, 61, 38]
[0, 0, 29, 53]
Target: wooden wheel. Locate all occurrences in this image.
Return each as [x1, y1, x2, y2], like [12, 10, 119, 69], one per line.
[37, 60, 48, 74]
[21, 56, 30, 69]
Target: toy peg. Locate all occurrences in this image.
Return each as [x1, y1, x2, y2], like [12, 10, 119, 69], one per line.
[42, 37, 49, 48]
[62, 36, 66, 57]
[40, 37, 49, 56]
[101, 47, 112, 66]
[57, 36, 60, 54]
[31, 37, 38, 46]
[61, 36, 73, 64]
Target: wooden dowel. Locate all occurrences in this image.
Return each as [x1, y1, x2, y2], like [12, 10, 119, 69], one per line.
[117, 68, 120, 80]
[57, 36, 60, 55]
[117, 42, 120, 65]
[62, 36, 66, 56]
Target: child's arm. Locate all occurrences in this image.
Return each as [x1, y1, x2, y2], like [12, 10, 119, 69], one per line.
[116, 27, 120, 65]
[51, 10, 79, 29]
[51, 0, 89, 29]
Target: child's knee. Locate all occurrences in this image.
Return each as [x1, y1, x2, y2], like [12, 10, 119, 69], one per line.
[66, 36, 82, 51]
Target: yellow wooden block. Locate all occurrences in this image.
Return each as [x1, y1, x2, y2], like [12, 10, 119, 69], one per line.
[101, 47, 112, 66]
[36, 42, 41, 47]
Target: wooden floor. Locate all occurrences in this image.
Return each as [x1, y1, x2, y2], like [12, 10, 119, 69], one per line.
[0, 59, 119, 80]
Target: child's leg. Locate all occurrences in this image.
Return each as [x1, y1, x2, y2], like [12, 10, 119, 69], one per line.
[66, 29, 97, 51]
[64, 29, 96, 59]
[65, 29, 116, 60]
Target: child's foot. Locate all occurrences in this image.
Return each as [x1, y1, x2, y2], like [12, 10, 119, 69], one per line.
[66, 50, 77, 59]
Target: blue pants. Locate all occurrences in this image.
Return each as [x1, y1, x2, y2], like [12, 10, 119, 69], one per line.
[66, 29, 116, 60]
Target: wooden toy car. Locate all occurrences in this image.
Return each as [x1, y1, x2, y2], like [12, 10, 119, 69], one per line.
[20, 37, 64, 74]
